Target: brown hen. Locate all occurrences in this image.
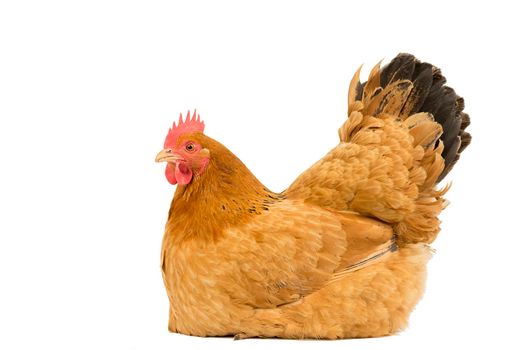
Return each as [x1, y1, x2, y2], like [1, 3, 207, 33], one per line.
[155, 53, 471, 339]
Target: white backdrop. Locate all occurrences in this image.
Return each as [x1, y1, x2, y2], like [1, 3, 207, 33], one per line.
[1, 1, 523, 349]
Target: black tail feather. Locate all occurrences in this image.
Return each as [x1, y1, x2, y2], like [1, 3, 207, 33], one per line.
[359, 53, 471, 182]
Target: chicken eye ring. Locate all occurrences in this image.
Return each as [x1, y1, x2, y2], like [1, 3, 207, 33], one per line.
[185, 143, 195, 152]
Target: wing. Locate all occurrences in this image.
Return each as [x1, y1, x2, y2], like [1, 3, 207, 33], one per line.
[216, 200, 395, 309]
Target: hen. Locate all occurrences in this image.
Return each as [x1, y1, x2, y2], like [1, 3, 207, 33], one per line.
[155, 53, 471, 339]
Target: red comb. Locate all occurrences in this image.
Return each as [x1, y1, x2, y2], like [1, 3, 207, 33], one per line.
[164, 110, 205, 148]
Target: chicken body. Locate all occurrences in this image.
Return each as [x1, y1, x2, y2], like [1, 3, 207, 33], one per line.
[162, 198, 428, 338]
[158, 54, 471, 339]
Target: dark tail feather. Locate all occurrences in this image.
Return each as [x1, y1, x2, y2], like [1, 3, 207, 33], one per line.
[358, 53, 471, 182]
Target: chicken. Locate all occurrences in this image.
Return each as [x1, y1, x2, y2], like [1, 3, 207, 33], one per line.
[155, 53, 471, 339]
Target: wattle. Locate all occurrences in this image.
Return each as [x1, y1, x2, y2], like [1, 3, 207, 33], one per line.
[165, 164, 178, 185]
[164, 162, 193, 186]
[175, 162, 193, 185]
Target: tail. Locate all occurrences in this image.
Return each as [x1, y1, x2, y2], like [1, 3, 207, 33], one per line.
[345, 53, 472, 244]
[352, 53, 472, 182]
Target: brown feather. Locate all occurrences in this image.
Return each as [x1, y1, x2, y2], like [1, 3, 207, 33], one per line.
[362, 61, 383, 104]
[347, 64, 363, 113]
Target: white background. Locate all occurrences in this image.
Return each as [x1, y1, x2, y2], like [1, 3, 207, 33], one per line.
[1, 1, 523, 349]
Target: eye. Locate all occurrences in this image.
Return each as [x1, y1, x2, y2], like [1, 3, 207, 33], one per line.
[185, 143, 196, 152]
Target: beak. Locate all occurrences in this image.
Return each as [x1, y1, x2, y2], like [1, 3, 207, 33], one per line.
[155, 149, 184, 163]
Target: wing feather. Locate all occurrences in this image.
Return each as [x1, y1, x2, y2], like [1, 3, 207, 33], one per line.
[219, 201, 394, 308]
